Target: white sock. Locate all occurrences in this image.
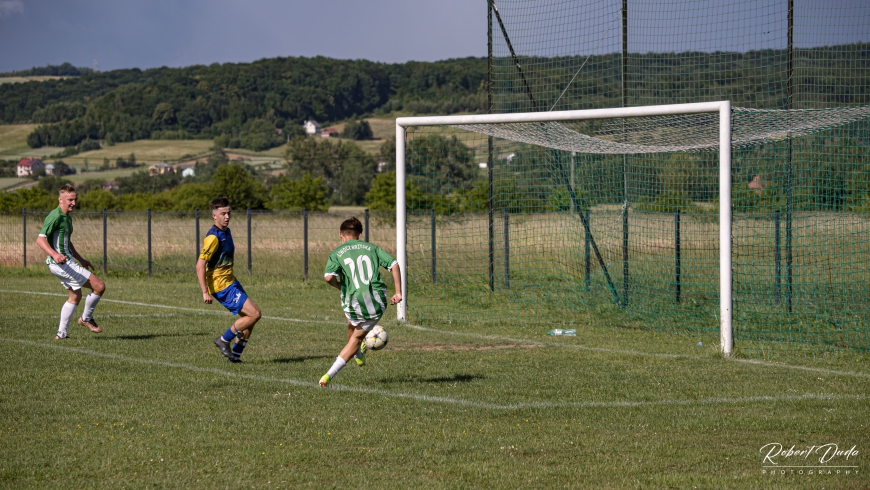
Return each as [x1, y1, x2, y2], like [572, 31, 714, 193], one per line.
[82, 293, 102, 322]
[326, 357, 347, 378]
[58, 301, 78, 337]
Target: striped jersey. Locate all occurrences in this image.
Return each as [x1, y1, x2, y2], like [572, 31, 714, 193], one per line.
[324, 240, 397, 322]
[39, 206, 74, 265]
[198, 225, 236, 294]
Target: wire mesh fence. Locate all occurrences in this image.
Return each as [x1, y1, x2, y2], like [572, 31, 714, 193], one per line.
[1, 209, 397, 281]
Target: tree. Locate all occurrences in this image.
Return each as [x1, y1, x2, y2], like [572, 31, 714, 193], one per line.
[406, 134, 476, 194]
[38, 176, 73, 194]
[341, 120, 373, 140]
[211, 163, 266, 210]
[365, 171, 396, 210]
[267, 173, 329, 210]
[284, 137, 377, 204]
[152, 102, 176, 127]
[52, 160, 76, 176]
[378, 136, 396, 172]
[77, 189, 119, 210]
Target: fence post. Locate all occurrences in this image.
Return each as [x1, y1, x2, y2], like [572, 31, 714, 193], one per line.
[623, 207, 629, 306]
[195, 209, 200, 262]
[504, 209, 510, 289]
[431, 210, 436, 283]
[303, 210, 309, 282]
[584, 209, 591, 290]
[364, 208, 370, 242]
[147, 209, 152, 279]
[675, 209, 681, 303]
[774, 210, 781, 305]
[102, 209, 107, 274]
[247, 208, 252, 275]
[22, 208, 26, 269]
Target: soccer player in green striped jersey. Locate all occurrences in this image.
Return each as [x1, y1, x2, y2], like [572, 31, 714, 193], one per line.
[35, 184, 107, 339]
[319, 217, 402, 386]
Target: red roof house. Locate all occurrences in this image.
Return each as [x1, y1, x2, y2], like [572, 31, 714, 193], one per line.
[17, 158, 45, 177]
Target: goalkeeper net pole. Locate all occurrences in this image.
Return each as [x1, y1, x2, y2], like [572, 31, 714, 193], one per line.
[395, 101, 734, 355]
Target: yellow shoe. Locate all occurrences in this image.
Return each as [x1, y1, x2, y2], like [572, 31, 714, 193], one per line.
[319, 374, 331, 387]
[354, 342, 366, 366]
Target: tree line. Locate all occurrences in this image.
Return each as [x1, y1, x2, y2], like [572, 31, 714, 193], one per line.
[1, 57, 488, 151]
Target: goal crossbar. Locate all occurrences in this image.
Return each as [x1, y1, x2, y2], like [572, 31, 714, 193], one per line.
[395, 101, 733, 355]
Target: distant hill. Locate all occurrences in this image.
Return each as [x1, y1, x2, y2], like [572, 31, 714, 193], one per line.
[2, 45, 867, 152]
[0, 56, 488, 151]
[0, 62, 95, 78]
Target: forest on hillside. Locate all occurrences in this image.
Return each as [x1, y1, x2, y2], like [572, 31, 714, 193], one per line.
[3, 44, 868, 153]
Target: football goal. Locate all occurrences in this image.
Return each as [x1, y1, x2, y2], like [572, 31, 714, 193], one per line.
[393, 101, 870, 357]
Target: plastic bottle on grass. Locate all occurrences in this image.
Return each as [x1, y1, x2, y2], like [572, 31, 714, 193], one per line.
[547, 329, 576, 336]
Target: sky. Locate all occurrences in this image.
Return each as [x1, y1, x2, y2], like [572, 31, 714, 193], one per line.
[0, 0, 488, 72]
[1, 0, 867, 73]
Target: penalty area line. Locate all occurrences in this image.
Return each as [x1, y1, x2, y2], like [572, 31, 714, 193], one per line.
[11, 339, 866, 411]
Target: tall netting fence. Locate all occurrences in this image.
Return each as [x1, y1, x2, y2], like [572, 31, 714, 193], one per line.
[489, 0, 870, 113]
[1, 210, 396, 281]
[475, 0, 869, 355]
[401, 108, 870, 356]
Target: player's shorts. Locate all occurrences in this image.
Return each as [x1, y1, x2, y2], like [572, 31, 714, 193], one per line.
[345, 315, 380, 331]
[48, 259, 92, 290]
[213, 280, 248, 315]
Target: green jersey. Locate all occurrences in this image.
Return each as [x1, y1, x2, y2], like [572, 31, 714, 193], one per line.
[39, 206, 74, 265]
[324, 240, 397, 322]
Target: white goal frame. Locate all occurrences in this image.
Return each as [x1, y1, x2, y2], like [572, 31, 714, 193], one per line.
[395, 101, 733, 355]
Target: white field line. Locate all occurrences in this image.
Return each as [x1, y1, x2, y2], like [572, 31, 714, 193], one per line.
[10, 339, 867, 411]
[6, 289, 870, 380]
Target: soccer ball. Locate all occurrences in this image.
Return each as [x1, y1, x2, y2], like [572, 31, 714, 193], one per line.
[364, 325, 389, 350]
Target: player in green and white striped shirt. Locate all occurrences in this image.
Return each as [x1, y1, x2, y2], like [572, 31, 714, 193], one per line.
[320, 217, 402, 386]
[35, 184, 107, 339]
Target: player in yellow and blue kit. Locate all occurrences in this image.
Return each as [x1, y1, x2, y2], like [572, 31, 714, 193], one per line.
[196, 197, 262, 363]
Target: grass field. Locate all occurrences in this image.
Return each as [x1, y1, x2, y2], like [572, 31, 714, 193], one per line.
[1, 269, 868, 488]
[0, 76, 69, 85]
[0, 177, 26, 190]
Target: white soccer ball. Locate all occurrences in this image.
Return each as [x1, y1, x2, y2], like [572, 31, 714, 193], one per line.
[364, 325, 389, 351]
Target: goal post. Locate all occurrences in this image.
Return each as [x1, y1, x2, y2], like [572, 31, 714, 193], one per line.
[395, 101, 733, 355]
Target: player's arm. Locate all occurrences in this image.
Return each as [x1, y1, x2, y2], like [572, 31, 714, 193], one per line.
[196, 235, 219, 304]
[324, 254, 341, 289]
[68, 241, 93, 269]
[35, 235, 66, 264]
[324, 273, 340, 289]
[195, 259, 212, 304]
[389, 263, 402, 305]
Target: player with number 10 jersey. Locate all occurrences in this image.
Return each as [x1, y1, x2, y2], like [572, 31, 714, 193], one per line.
[324, 236, 397, 324]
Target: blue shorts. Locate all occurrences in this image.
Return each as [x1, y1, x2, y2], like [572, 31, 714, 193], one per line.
[213, 281, 248, 315]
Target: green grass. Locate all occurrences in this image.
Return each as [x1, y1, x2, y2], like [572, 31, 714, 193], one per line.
[0, 177, 26, 190]
[2, 270, 868, 488]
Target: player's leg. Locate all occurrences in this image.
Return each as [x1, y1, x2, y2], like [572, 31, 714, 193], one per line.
[348, 319, 366, 366]
[56, 288, 82, 339]
[228, 298, 261, 362]
[321, 326, 368, 386]
[78, 274, 105, 333]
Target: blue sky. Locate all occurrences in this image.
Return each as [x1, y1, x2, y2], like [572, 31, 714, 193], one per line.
[1, 0, 867, 73]
[0, 0, 488, 72]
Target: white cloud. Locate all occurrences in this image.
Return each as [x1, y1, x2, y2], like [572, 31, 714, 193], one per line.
[0, 0, 24, 18]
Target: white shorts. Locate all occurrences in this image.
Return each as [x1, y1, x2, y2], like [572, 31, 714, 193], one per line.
[346, 315, 380, 331]
[48, 259, 92, 290]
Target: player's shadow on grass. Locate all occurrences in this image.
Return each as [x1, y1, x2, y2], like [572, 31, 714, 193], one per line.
[377, 373, 484, 384]
[97, 333, 208, 341]
[272, 355, 333, 364]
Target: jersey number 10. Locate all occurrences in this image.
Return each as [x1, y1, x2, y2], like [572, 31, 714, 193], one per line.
[343, 256, 374, 288]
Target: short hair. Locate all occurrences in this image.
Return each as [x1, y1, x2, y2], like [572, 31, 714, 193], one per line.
[210, 196, 230, 211]
[58, 184, 76, 195]
[340, 216, 363, 237]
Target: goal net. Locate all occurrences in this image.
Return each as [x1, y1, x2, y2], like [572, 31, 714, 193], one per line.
[395, 103, 870, 357]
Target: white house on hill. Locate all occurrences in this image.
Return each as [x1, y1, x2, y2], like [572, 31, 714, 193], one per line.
[303, 119, 321, 136]
[17, 158, 45, 177]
